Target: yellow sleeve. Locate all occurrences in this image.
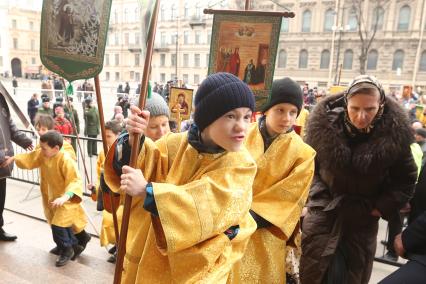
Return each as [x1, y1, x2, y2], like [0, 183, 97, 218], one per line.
[252, 147, 315, 239]
[104, 136, 167, 194]
[152, 161, 256, 254]
[61, 155, 84, 203]
[62, 141, 77, 161]
[94, 150, 105, 197]
[14, 149, 42, 170]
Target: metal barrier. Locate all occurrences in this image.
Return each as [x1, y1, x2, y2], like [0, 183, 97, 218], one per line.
[10, 129, 103, 200]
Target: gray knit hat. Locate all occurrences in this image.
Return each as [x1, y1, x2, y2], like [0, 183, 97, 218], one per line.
[145, 92, 170, 118]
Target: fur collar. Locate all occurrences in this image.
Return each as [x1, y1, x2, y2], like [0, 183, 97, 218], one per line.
[305, 93, 413, 173]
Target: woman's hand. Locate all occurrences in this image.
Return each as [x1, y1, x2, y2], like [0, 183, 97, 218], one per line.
[120, 165, 147, 199]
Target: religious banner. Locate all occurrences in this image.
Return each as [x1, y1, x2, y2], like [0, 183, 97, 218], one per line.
[40, 0, 112, 82]
[205, 9, 292, 110]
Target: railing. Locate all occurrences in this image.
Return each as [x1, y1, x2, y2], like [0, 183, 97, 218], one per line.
[10, 129, 103, 198]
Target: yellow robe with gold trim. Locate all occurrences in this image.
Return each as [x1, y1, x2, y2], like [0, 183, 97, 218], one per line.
[104, 132, 257, 283]
[95, 150, 122, 246]
[14, 149, 86, 228]
[229, 122, 315, 283]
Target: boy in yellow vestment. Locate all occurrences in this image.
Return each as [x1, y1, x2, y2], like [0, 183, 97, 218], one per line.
[34, 115, 91, 254]
[104, 72, 258, 283]
[229, 77, 316, 283]
[6, 131, 86, 267]
[88, 120, 123, 262]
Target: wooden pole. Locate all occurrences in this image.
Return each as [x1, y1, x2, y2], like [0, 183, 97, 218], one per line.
[93, 75, 120, 246]
[61, 79, 91, 185]
[113, 1, 160, 283]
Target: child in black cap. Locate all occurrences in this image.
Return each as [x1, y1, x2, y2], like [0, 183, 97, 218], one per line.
[229, 77, 316, 283]
[103, 72, 258, 283]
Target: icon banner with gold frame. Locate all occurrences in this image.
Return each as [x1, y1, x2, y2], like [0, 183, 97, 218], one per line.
[169, 87, 194, 122]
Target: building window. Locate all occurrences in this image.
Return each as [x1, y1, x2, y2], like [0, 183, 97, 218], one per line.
[184, 31, 189, 44]
[124, 8, 129, 23]
[160, 5, 165, 21]
[281, 18, 289, 32]
[207, 32, 211, 45]
[135, 72, 140, 82]
[125, 33, 129, 45]
[105, 72, 110, 81]
[160, 32, 166, 46]
[115, 54, 119, 66]
[184, 3, 189, 19]
[195, 31, 201, 44]
[194, 74, 200, 84]
[194, 54, 200, 67]
[302, 10, 311, 32]
[114, 9, 118, 23]
[420, 51, 426, 71]
[135, 7, 140, 22]
[343, 49, 353, 69]
[348, 8, 358, 31]
[299, 49, 308, 68]
[135, 53, 140, 66]
[171, 34, 177, 45]
[13, 38, 18, 49]
[0, 56, 3, 66]
[392, 49, 404, 70]
[31, 39, 35, 51]
[183, 74, 188, 84]
[398, 5, 411, 31]
[278, 50, 287, 68]
[135, 32, 140, 45]
[371, 7, 384, 30]
[206, 53, 210, 67]
[29, 21, 34, 30]
[31, 57, 36, 64]
[115, 33, 119, 45]
[160, 73, 166, 82]
[115, 72, 120, 81]
[320, 50, 330, 69]
[12, 19, 17, 29]
[171, 54, 176, 67]
[367, 49, 378, 70]
[160, 54, 166, 66]
[171, 4, 176, 20]
[130, 71, 134, 80]
[171, 73, 176, 80]
[324, 9, 334, 32]
[195, 2, 201, 19]
[183, 54, 189, 67]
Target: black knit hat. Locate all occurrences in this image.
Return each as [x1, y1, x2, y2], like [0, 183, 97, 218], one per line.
[262, 77, 303, 115]
[194, 72, 255, 132]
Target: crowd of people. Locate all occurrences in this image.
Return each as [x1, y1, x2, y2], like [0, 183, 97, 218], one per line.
[0, 72, 425, 283]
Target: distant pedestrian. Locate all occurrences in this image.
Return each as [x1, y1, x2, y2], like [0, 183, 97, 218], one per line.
[27, 93, 39, 125]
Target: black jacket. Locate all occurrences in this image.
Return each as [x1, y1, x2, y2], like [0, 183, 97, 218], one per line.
[403, 210, 426, 266]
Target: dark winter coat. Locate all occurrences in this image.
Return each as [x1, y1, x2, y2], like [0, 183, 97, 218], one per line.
[0, 93, 32, 178]
[300, 94, 418, 284]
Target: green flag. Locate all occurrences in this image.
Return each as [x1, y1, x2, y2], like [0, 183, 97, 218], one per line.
[40, 0, 112, 82]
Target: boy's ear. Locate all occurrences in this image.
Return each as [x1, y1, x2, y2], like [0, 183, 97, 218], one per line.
[55, 145, 61, 151]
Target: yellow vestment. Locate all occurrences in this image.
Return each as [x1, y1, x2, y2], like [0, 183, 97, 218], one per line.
[95, 150, 122, 246]
[229, 122, 315, 283]
[14, 148, 86, 228]
[105, 132, 257, 283]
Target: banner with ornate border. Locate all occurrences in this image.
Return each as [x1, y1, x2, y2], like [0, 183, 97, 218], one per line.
[40, 0, 112, 82]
